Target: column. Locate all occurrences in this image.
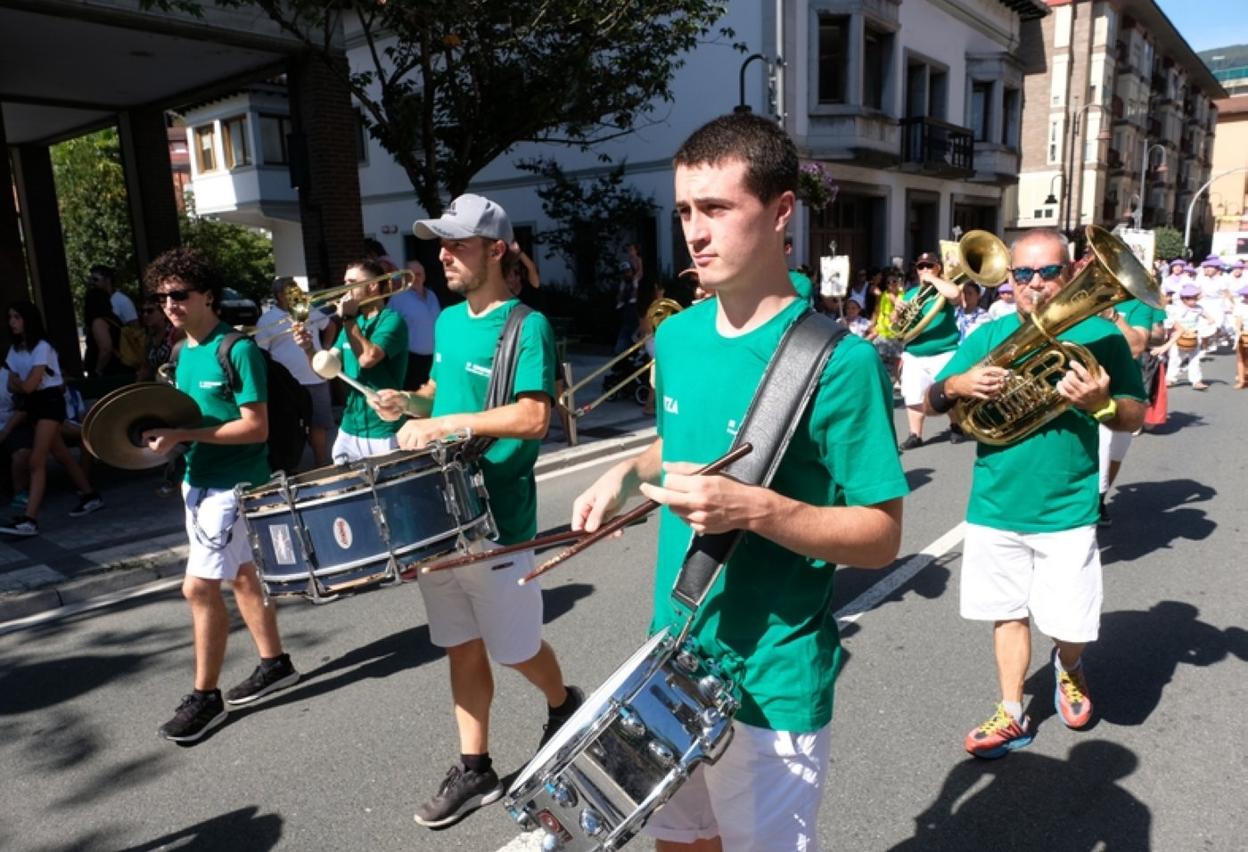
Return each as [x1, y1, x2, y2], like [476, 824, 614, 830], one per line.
[0, 120, 30, 308]
[10, 145, 82, 377]
[118, 107, 181, 271]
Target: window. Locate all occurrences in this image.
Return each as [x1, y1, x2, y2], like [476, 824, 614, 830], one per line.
[928, 69, 948, 120]
[863, 26, 891, 111]
[818, 15, 849, 105]
[193, 125, 216, 173]
[971, 81, 992, 142]
[259, 114, 292, 165]
[1051, 56, 1068, 107]
[1047, 117, 1064, 165]
[222, 116, 250, 169]
[1003, 88, 1020, 148]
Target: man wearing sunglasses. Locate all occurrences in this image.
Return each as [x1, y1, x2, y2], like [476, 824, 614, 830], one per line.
[141, 248, 300, 743]
[925, 228, 1146, 759]
[895, 251, 966, 451]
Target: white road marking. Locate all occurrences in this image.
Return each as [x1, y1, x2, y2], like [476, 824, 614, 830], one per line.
[834, 522, 966, 625]
[535, 445, 650, 484]
[494, 830, 547, 851]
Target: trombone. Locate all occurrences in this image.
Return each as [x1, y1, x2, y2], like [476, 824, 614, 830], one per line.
[559, 298, 681, 445]
[248, 269, 414, 346]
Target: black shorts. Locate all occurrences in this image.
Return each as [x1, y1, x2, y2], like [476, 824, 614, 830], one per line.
[23, 387, 66, 423]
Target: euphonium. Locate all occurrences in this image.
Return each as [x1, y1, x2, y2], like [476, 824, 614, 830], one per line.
[645, 297, 683, 328]
[894, 230, 1010, 343]
[956, 226, 1164, 446]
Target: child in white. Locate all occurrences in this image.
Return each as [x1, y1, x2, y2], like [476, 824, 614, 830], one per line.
[1158, 287, 1216, 389]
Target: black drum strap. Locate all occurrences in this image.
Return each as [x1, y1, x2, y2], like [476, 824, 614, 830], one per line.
[670, 311, 849, 614]
[464, 303, 532, 459]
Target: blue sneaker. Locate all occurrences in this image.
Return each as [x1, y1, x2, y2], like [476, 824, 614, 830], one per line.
[11, 491, 28, 510]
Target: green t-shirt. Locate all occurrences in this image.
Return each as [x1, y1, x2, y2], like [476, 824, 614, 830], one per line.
[336, 308, 409, 439]
[789, 270, 813, 301]
[901, 286, 960, 355]
[431, 300, 556, 545]
[651, 297, 910, 733]
[175, 322, 269, 489]
[936, 314, 1147, 533]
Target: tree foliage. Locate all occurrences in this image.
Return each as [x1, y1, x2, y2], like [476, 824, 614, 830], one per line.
[1153, 225, 1185, 262]
[518, 158, 657, 293]
[180, 193, 275, 305]
[144, 0, 733, 216]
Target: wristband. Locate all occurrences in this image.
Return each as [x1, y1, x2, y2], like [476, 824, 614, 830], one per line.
[928, 379, 955, 414]
[1091, 397, 1117, 423]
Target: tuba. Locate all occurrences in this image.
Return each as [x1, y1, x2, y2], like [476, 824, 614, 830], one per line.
[957, 226, 1164, 446]
[894, 230, 1010, 343]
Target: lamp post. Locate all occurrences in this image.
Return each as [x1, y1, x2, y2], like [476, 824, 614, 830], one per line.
[1134, 141, 1167, 231]
[735, 53, 769, 114]
[1064, 102, 1110, 234]
[1184, 166, 1248, 253]
[1044, 174, 1063, 207]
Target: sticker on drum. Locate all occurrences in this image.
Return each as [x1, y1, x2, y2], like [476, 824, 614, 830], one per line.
[268, 524, 297, 565]
[332, 517, 354, 549]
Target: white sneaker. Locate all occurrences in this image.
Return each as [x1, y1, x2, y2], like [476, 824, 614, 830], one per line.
[0, 516, 38, 536]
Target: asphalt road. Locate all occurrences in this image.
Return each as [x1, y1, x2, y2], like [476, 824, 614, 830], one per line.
[2, 353, 1246, 852]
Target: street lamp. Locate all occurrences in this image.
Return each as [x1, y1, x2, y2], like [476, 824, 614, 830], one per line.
[735, 53, 769, 114]
[1134, 141, 1167, 231]
[1044, 174, 1063, 205]
[1184, 165, 1248, 253]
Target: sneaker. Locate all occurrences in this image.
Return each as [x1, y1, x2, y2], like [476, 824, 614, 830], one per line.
[10, 491, 28, 510]
[964, 704, 1034, 759]
[898, 434, 923, 452]
[1054, 662, 1093, 729]
[225, 654, 300, 705]
[539, 685, 585, 750]
[413, 764, 504, 828]
[159, 691, 228, 742]
[0, 515, 38, 537]
[68, 493, 104, 517]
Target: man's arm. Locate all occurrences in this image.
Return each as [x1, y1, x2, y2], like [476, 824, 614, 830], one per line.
[572, 439, 664, 532]
[144, 401, 268, 451]
[343, 315, 386, 368]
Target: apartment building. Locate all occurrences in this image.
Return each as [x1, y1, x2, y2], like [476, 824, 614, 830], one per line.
[1207, 96, 1248, 236]
[1012, 0, 1226, 239]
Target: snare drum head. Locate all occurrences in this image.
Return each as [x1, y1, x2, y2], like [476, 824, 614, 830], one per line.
[509, 629, 671, 798]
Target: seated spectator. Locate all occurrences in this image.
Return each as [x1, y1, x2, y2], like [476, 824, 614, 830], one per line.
[84, 288, 134, 378]
[1, 301, 102, 537]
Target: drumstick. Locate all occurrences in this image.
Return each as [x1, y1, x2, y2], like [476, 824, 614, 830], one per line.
[518, 442, 753, 586]
[311, 348, 380, 404]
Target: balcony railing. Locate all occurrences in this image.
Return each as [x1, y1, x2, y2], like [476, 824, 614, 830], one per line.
[1112, 96, 1124, 119]
[1106, 148, 1123, 169]
[899, 116, 974, 176]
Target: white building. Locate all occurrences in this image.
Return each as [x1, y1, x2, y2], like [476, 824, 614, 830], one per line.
[185, 0, 1046, 285]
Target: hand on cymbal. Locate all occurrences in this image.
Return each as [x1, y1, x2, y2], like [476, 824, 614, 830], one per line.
[142, 428, 182, 455]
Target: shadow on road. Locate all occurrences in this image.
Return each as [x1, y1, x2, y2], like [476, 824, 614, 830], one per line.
[890, 741, 1150, 851]
[119, 805, 283, 851]
[1024, 601, 1248, 730]
[0, 653, 146, 716]
[1100, 478, 1216, 566]
[1144, 409, 1204, 436]
[541, 581, 595, 625]
[904, 466, 935, 492]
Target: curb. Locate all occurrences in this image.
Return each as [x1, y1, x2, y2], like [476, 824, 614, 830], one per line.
[0, 427, 657, 629]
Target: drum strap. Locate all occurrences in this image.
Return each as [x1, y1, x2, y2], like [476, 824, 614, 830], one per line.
[671, 311, 850, 615]
[464, 303, 533, 459]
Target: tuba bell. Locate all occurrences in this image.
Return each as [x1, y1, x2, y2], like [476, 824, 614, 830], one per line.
[894, 230, 1010, 343]
[956, 226, 1164, 446]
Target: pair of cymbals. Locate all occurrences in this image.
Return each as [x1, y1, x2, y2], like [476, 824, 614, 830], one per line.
[81, 382, 201, 470]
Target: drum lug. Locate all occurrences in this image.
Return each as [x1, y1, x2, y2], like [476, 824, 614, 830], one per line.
[579, 808, 606, 838]
[648, 740, 676, 766]
[618, 705, 647, 739]
[674, 650, 700, 674]
[700, 706, 721, 729]
[545, 779, 578, 809]
[697, 675, 724, 703]
[540, 833, 561, 852]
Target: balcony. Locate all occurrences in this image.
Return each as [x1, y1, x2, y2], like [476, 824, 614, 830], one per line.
[805, 109, 901, 169]
[1111, 96, 1124, 119]
[899, 116, 974, 178]
[970, 143, 1018, 186]
[1106, 147, 1123, 171]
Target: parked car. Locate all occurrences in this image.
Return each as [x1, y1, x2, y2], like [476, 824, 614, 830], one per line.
[218, 287, 260, 327]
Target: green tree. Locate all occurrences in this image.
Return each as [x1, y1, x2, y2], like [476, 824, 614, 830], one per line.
[179, 193, 275, 305]
[50, 128, 137, 312]
[518, 158, 657, 293]
[145, 0, 734, 216]
[1153, 225, 1185, 262]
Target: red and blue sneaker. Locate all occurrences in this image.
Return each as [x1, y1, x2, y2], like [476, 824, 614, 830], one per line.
[1054, 664, 1093, 729]
[964, 704, 1034, 759]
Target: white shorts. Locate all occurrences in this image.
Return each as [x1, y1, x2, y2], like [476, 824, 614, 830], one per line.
[331, 430, 398, 464]
[1097, 424, 1133, 491]
[416, 545, 543, 665]
[960, 522, 1102, 642]
[900, 350, 955, 407]
[645, 721, 831, 851]
[182, 483, 254, 582]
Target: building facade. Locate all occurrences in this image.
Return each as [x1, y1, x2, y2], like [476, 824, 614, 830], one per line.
[1207, 95, 1248, 238]
[1012, 0, 1225, 241]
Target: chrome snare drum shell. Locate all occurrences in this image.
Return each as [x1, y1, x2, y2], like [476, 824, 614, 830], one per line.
[505, 627, 738, 851]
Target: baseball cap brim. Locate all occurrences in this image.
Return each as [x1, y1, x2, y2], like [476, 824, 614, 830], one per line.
[413, 219, 479, 240]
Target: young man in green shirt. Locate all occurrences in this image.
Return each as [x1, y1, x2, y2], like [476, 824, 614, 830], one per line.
[141, 248, 299, 743]
[570, 114, 908, 851]
[371, 194, 580, 829]
[895, 252, 966, 450]
[293, 258, 408, 462]
[926, 229, 1146, 758]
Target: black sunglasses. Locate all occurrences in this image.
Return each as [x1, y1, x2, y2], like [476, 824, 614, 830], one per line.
[1010, 264, 1064, 285]
[915, 262, 937, 271]
[153, 289, 195, 303]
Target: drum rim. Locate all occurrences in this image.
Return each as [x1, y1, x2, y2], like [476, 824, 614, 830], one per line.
[507, 628, 673, 799]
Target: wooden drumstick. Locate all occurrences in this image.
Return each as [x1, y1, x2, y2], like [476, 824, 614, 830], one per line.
[518, 442, 753, 586]
[311, 348, 379, 404]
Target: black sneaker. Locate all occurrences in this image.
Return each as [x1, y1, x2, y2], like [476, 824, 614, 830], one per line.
[68, 493, 104, 517]
[413, 764, 504, 828]
[225, 654, 300, 706]
[0, 515, 38, 537]
[159, 691, 228, 742]
[539, 685, 585, 750]
[898, 434, 923, 452]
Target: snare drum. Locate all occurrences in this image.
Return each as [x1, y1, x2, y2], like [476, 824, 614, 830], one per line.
[505, 627, 738, 851]
[239, 441, 496, 601]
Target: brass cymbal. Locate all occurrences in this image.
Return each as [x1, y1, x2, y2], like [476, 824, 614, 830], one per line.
[82, 382, 201, 470]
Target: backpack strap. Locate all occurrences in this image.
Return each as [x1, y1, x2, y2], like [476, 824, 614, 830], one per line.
[670, 311, 850, 616]
[215, 331, 246, 393]
[464, 303, 533, 458]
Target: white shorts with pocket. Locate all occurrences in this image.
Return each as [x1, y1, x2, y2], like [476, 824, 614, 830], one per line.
[645, 720, 832, 851]
[416, 544, 543, 665]
[960, 522, 1102, 642]
[900, 349, 956, 406]
[331, 430, 398, 464]
[182, 483, 254, 581]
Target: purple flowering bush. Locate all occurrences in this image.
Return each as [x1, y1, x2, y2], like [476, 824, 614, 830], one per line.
[798, 161, 839, 211]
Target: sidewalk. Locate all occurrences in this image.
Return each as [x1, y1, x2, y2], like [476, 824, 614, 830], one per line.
[0, 346, 656, 624]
